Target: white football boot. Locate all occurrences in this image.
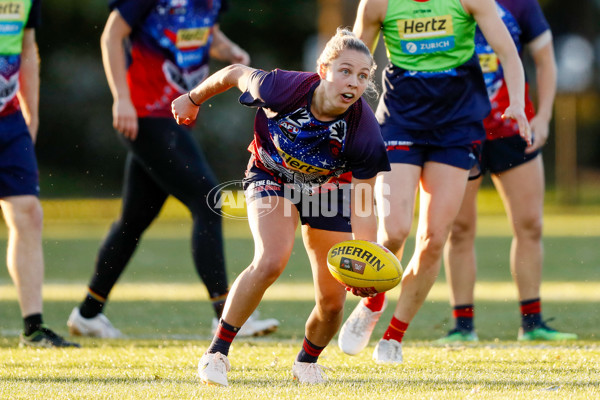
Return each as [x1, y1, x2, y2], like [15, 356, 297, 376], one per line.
[198, 352, 231, 386]
[67, 307, 123, 338]
[292, 361, 330, 384]
[212, 311, 279, 337]
[338, 298, 387, 355]
[372, 339, 403, 364]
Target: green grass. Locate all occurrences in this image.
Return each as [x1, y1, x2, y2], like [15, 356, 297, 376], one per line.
[0, 195, 599, 398]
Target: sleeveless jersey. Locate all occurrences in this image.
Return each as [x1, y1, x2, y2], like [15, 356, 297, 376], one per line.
[476, 0, 549, 139]
[382, 0, 476, 71]
[239, 69, 390, 193]
[375, 0, 489, 130]
[111, 0, 223, 118]
[0, 0, 39, 119]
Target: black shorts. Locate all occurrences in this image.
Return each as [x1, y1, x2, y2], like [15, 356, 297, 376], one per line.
[482, 135, 540, 174]
[243, 163, 352, 233]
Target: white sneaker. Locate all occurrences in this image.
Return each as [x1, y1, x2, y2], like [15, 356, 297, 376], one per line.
[212, 311, 279, 337]
[372, 339, 403, 364]
[67, 307, 123, 338]
[338, 298, 387, 355]
[292, 361, 330, 384]
[198, 352, 231, 386]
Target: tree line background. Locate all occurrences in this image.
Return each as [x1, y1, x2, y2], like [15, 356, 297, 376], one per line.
[35, 0, 600, 200]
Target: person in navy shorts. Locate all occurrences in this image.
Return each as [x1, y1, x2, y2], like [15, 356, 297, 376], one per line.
[172, 28, 390, 385]
[439, 0, 577, 343]
[337, 0, 532, 363]
[67, 0, 278, 339]
[1, 0, 78, 347]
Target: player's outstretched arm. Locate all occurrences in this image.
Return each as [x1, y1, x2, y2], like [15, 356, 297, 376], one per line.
[171, 64, 255, 125]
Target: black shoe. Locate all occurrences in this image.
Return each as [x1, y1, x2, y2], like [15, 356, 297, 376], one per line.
[19, 325, 81, 348]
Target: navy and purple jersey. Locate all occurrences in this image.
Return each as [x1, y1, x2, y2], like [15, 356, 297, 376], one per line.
[110, 0, 224, 118]
[475, 0, 550, 139]
[239, 69, 390, 193]
[0, 0, 41, 123]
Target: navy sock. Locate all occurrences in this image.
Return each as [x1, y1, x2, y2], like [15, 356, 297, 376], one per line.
[24, 313, 43, 336]
[207, 319, 240, 356]
[296, 337, 326, 363]
[453, 304, 474, 332]
[520, 298, 542, 331]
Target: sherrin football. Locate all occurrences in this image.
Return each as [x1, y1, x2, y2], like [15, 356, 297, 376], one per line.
[327, 240, 402, 295]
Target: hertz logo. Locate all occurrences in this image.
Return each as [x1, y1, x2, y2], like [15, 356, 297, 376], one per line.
[398, 15, 453, 39]
[276, 148, 331, 175]
[0, 2, 22, 19]
[176, 27, 209, 49]
[330, 246, 385, 272]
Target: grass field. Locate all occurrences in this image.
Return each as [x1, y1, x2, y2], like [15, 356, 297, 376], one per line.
[0, 195, 599, 398]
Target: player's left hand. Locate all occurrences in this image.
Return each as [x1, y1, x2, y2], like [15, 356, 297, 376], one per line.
[525, 114, 550, 154]
[172, 94, 201, 125]
[502, 104, 532, 146]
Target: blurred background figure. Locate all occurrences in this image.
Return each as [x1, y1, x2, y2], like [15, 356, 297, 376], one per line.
[439, 0, 577, 343]
[0, 0, 78, 347]
[66, 0, 278, 339]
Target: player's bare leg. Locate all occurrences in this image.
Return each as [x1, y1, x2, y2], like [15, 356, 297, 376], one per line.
[221, 196, 298, 327]
[2, 195, 44, 317]
[294, 226, 350, 383]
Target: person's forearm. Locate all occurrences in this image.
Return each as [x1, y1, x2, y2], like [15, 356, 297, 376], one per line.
[534, 47, 557, 122]
[188, 64, 249, 105]
[499, 53, 526, 108]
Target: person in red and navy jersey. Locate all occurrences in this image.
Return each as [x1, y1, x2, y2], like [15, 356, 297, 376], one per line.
[67, 0, 278, 339]
[172, 28, 390, 385]
[441, 0, 578, 343]
[1, 0, 78, 347]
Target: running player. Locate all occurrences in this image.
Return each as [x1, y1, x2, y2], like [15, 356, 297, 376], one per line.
[1, 0, 78, 347]
[67, 0, 278, 338]
[438, 0, 577, 343]
[172, 28, 390, 385]
[337, 0, 531, 363]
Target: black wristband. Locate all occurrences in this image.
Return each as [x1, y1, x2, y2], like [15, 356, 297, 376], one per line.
[187, 92, 201, 107]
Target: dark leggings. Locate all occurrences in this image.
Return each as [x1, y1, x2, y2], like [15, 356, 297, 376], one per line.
[88, 117, 228, 300]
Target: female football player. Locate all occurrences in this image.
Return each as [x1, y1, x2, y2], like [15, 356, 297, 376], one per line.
[440, 0, 576, 343]
[172, 28, 390, 385]
[337, 0, 531, 363]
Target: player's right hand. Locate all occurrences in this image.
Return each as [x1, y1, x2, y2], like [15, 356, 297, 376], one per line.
[346, 286, 377, 298]
[172, 93, 201, 125]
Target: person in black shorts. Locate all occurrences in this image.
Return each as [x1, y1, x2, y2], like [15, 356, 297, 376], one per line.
[439, 0, 577, 343]
[66, 0, 278, 338]
[1, 0, 78, 347]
